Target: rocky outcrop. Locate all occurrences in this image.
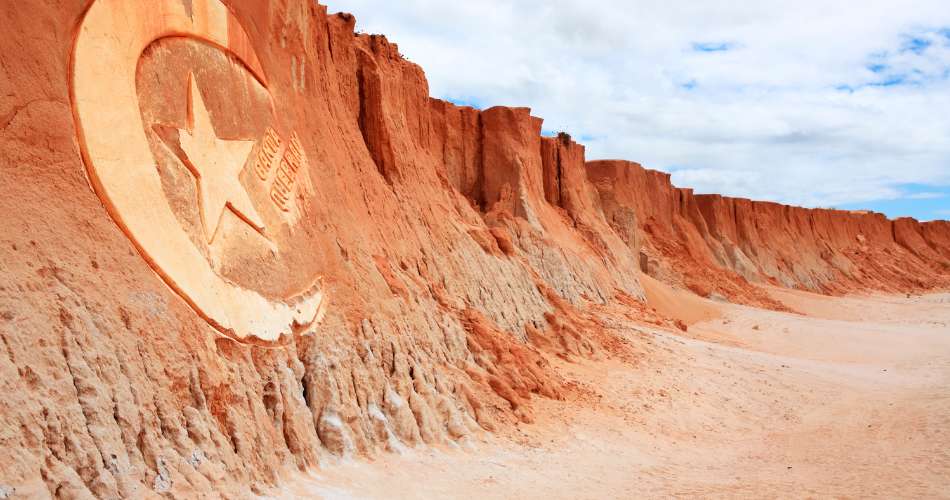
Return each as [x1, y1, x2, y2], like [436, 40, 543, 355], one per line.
[0, 0, 946, 497]
[0, 1, 643, 496]
[589, 160, 950, 303]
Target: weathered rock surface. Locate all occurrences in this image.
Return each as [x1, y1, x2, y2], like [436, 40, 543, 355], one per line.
[0, 0, 946, 498]
[589, 160, 950, 305]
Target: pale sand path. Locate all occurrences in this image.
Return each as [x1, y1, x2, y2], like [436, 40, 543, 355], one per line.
[268, 290, 950, 499]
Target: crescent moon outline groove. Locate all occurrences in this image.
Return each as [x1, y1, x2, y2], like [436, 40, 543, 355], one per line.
[70, 0, 326, 343]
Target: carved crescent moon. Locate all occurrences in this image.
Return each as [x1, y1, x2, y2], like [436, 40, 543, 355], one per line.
[71, 0, 326, 342]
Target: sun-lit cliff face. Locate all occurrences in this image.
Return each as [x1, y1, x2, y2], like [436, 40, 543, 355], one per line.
[589, 160, 950, 305]
[0, 0, 947, 497]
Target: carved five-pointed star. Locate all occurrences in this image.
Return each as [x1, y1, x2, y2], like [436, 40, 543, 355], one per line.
[176, 74, 265, 243]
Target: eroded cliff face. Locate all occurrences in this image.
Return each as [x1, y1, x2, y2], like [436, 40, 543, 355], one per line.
[589, 160, 950, 304]
[0, 0, 947, 498]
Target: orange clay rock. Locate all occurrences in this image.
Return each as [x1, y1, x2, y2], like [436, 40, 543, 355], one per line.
[589, 160, 788, 308]
[589, 160, 950, 302]
[0, 0, 948, 497]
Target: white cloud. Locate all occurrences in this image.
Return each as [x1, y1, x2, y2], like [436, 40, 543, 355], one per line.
[329, 0, 950, 211]
[906, 192, 945, 200]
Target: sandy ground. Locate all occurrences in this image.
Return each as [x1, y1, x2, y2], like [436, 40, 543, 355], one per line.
[267, 288, 950, 499]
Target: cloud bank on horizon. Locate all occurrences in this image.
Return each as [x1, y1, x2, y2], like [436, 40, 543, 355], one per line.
[331, 0, 950, 221]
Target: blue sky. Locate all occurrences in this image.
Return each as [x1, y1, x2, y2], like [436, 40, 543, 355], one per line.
[334, 0, 950, 221]
[840, 185, 950, 220]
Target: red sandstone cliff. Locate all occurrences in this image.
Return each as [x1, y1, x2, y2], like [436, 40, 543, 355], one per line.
[589, 160, 950, 305]
[0, 0, 947, 497]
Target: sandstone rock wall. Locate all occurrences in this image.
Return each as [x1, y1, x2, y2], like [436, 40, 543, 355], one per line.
[0, 0, 946, 498]
[0, 1, 641, 496]
[589, 160, 950, 303]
